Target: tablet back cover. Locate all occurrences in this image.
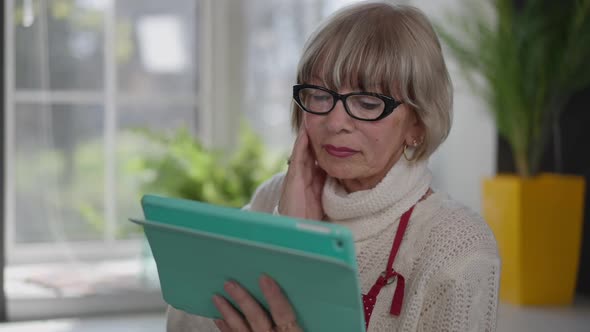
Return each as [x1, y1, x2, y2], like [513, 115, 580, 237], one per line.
[136, 194, 365, 332]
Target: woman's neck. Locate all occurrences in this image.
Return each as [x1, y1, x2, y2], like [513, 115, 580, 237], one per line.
[338, 176, 382, 193]
[338, 151, 403, 193]
[322, 157, 433, 240]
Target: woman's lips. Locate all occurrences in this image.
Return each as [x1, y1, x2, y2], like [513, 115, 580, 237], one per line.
[323, 144, 359, 158]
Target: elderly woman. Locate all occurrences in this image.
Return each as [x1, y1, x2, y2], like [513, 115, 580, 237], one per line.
[168, 2, 500, 332]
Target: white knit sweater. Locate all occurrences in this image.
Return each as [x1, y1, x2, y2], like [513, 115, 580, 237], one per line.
[167, 159, 500, 332]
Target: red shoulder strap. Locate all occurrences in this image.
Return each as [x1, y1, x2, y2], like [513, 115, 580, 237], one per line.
[384, 205, 414, 315]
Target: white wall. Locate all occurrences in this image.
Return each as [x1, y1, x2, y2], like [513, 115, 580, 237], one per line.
[410, 0, 497, 213]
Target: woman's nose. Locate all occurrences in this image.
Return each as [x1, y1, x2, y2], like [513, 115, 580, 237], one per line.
[324, 99, 354, 133]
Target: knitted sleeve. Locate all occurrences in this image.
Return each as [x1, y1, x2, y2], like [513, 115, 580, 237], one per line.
[417, 251, 500, 332]
[241, 172, 285, 213]
[166, 172, 285, 332]
[416, 205, 500, 332]
[166, 305, 218, 332]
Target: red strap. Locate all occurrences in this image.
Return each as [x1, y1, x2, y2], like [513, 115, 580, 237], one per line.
[387, 205, 414, 272]
[362, 205, 417, 329]
[389, 272, 405, 315]
[383, 206, 413, 316]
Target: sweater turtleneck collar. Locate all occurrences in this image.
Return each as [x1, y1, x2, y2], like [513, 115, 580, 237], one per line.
[322, 158, 432, 241]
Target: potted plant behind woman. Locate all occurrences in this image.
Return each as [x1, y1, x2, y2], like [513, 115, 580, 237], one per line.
[438, 0, 590, 305]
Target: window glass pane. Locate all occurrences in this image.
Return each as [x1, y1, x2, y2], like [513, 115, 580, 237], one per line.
[14, 0, 105, 90]
[243, 0, 364, 150]
[243, 0, 312, 149]
[116, 0, 198, 96]
[14, 103, 105, 243]
[7, 0, 197, 317]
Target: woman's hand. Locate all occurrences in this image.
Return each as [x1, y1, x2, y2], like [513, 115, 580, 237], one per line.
[212, 275, 302, 332]
[278, 124, 327, 221]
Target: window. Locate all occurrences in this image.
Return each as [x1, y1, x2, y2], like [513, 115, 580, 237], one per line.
[4, 0, 370, 320]
[5, 0, 198, 319]
[242, 0, 365, 150]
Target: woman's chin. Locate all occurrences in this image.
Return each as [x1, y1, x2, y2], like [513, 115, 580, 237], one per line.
[320, 162, 360, 180]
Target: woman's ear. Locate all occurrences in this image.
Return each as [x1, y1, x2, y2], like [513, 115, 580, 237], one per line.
[404, 110, 425, 146]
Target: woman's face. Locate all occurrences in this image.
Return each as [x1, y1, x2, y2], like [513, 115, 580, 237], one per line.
[303, 83, 424, 192]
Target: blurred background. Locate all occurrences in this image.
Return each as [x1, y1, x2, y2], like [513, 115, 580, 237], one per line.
[0, 0, 589, 331]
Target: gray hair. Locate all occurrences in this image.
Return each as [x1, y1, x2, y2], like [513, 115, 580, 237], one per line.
[291, 1, 453, 161]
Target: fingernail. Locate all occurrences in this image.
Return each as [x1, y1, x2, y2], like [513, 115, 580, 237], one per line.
[224, 281, 236, 291]
[212, 294, 222, 305]
[261, 274, 274, 289]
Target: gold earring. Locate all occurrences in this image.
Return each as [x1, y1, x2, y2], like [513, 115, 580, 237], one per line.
[403, 144, 417, 162]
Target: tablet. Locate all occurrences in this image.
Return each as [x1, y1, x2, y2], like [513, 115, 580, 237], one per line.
[130, 194, 365, 332]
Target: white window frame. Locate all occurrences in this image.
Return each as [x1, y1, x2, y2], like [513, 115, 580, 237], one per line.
[3, 0, 244, 319]
[4, 0, 243, 266]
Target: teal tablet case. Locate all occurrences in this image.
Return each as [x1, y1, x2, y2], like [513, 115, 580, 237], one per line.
[131, 194, 365, 332]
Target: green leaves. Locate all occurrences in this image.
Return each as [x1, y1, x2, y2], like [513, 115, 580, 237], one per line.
[437, 0, 590, 177]
[134, 125, 287, 208]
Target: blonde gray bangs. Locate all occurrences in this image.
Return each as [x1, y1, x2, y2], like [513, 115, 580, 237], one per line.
[298, 16, 413, 103]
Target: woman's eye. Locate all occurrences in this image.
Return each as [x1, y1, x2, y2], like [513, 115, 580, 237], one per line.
[360, 101, 381, 110]
[312, 95, 331, 102]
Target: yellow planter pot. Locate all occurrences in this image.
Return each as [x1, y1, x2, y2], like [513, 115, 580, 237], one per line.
[482, 174, 585, 306]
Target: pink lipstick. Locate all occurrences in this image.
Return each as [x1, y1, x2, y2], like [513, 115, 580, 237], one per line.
[323, 144, 359, 158]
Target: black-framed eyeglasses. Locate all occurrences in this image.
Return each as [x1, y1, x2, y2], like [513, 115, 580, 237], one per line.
[292, 84, 403, 121]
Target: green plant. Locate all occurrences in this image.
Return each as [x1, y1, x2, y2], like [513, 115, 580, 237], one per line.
[437, 0, 590, 177]
[134, 125, 287, 208]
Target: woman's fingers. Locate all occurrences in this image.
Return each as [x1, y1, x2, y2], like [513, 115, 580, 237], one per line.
[213, 319, 232, 332]
[289, 125, 312, 170]
[290, 127, 319, 184]
[259, 275, 299, 331]
[280, 123, 325, 220]
[212, 294, 251, 332]
[223, 281, 273, 332]
[311, 164, 327, 198]
[214, 277, 301, 332]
